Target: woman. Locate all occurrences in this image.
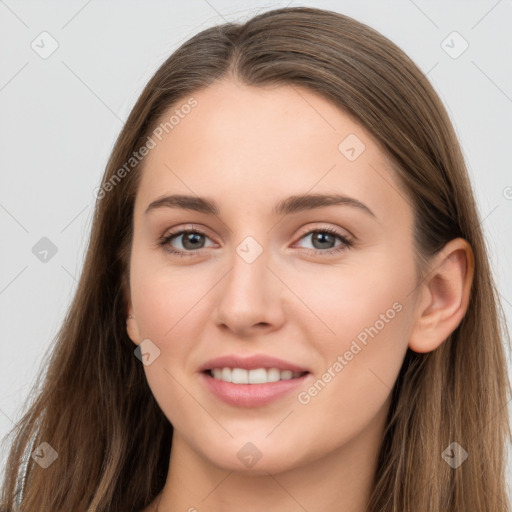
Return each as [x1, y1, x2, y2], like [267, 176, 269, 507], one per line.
[1, 6, 510, 512]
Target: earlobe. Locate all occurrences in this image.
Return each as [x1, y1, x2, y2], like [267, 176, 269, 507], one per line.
[408, 238, 474, 354]
[126, 308, 141, 345]
[124, 279, 141, 345]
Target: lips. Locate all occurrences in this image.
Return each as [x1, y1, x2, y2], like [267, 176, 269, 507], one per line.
[199, 354, 311, 407]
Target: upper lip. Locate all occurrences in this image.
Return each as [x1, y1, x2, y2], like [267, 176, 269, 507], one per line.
[199, 354, 310, 373]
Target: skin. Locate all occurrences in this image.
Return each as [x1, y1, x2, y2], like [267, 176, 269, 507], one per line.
[126, 79, 474, 512]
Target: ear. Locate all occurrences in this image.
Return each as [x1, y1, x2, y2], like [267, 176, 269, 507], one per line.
[126, 304, 142, 346]
[408, 237, 474, 353]
[123, 276, 141, 346]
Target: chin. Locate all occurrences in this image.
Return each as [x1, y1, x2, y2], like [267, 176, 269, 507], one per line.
[196, 438, 308, 475]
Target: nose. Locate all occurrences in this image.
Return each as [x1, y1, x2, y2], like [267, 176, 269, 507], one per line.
[211, 246, 286, 338]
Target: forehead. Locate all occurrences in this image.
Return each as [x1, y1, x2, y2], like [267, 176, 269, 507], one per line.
[134, 79, 411, 227]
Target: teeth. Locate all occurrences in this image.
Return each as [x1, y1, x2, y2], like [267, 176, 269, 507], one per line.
[267, 368, 280, 382]
[248, 368, 267, 384]
[231, 368, 248, 384]
[221, 367, 232, 382]
[210, 367, 303, 384]
[280, 370, 293, 380]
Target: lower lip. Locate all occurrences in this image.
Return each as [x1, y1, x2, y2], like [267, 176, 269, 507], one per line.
[200, 371, 309, 407]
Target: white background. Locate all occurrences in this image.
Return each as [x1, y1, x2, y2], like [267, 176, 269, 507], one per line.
[1, 0, 511, 495]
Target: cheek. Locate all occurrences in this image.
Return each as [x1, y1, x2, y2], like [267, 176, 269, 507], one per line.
[289, 251, 411, 352]
[130, 255, 203, 340]
[130, 266, 204, 426]
[294, 259, 413, 433]
[291, 301, 410, 464]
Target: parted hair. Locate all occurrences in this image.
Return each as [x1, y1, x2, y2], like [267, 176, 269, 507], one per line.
[1, 6, 510, 511]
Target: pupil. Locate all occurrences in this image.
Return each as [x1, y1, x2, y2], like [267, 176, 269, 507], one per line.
[184, 233, 203, 249]
[314, 232, 333, 249]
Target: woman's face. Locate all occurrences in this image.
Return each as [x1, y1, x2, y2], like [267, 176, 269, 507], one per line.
[126, 79, 420, 474]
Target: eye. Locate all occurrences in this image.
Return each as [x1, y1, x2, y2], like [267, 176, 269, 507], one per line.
[157, 226, 353, 258]
[293, 227, 353, 255]
[158, 227, 214, 257]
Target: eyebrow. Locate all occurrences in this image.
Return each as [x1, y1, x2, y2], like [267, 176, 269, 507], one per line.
[144, 193, 376, 218]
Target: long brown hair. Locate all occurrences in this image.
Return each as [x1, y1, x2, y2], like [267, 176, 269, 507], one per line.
[1, 6, 510, 511]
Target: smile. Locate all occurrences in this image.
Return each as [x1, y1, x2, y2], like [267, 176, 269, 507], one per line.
[208, 367, 306, 384]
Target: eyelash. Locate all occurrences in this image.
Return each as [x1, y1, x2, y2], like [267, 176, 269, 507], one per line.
[157, 226, 353, 258]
